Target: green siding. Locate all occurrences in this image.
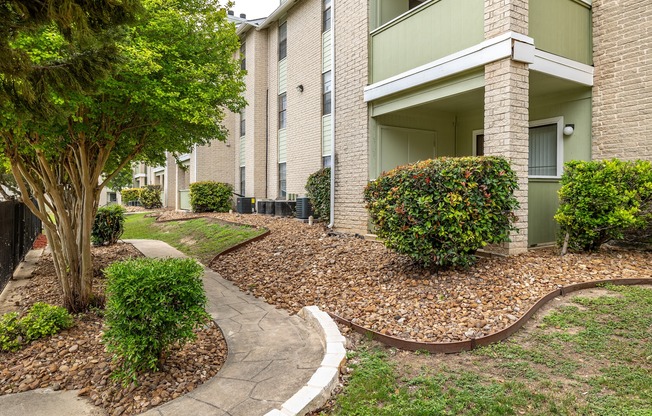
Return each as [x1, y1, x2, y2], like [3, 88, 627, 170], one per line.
[370, 0, 484, 83]
[378, 126, 436, 174]
[530, 0, 592, 64]
[528, 180, 561, 245]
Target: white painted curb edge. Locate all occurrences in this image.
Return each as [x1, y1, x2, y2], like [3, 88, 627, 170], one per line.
[264, 306, 347, 416]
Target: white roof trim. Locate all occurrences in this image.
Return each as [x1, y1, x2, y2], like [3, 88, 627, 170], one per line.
[258, 0, 300, 29]
[364, 32, 534, 102]
[530, 49, 594, 86]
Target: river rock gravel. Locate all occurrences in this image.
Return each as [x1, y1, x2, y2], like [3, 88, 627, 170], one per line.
[0, 242, 227, 416]
[200, 212, 652, 343]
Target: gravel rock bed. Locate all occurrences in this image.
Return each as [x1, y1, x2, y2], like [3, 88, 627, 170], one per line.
[203, 212, 652, 343]
[0, 242, 227, 416]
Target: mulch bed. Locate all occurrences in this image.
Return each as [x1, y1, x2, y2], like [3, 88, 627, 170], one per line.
[0, 242, 227, 416]
[199, 212, 652, 343]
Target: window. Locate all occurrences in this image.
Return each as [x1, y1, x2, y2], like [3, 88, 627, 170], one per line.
[108, 192, 117, 203]
[529, 123, 560, 177]
[278, 93, 287, 129]
[240, 110, 245, 136]
[240, 41, 246, 71]
[278, 162, 287, 198]
[472, 130, 484, 156]
[322, 71, 331, 115]
[323, 0, 331, 32]
[322, 155, 331, 168]
[240, 166, 246, 196]
[278, 22, 287, 61]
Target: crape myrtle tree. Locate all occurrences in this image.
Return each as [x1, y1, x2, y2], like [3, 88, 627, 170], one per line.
[0, 0, 246, 312]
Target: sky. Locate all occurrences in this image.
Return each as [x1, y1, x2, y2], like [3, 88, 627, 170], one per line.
[231, 0, 280, 20]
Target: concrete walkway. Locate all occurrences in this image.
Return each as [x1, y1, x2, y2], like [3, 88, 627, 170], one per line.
[0, 240, 345, 416]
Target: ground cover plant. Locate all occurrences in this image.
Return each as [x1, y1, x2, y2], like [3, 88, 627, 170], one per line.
[320, 284, 652, 416]
[364, 156, 518, 268]
[0, 303, 73, 352]
[122, 213, 265, 264]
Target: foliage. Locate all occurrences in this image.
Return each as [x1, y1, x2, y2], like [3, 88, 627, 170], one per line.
[364, 157, 519, 268]
[139, 185, 162, 209]
[103, 258, 210, 383]
[0, 312, 22, 352]
[20, 302, 74, 342]
[107, 164, 135, 192]
[0, 0, 245, 312]
[305, 168, 330, 220]
[189, 181, 233, 213]
[92, 204, 126, 246]
[555, 159, 652, 251]
[0, 303, 73, 352]
[122, 213, 265, 264]
[0, 153, 18, 200]
[120, 188, 141, 205]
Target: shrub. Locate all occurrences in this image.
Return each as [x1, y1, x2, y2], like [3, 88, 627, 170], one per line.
[190, 181, 233, 212]
[306, 168, 330, 220]
[364, 157, 519, 268]
[0, 303, 74, 352]
[0, 312, 22, 352]
[555, 159, 652, 251]
[140, 185, 162, 209]
[103, 258, 210, 383]
[21, 303, 74, 342]
[120, 188, 141, 205]
[92, 204, 126, 245]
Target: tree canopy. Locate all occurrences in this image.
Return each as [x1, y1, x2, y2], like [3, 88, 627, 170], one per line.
[1, 0, 245, 311]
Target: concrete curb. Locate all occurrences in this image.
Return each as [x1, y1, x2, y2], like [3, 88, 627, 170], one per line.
[264, 306, 347, 416]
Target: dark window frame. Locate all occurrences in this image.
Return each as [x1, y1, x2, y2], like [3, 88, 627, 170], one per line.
[278, 93, 287, 129]
[322, 71, 332, 116]
[278, 22, 287, 61]
[278, 162, 287, 199]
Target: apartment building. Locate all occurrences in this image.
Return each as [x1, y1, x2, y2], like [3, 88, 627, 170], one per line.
[130, 0, 651, 253]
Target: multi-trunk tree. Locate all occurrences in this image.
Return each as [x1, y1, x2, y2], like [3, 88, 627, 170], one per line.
[1, 0, 245, 311]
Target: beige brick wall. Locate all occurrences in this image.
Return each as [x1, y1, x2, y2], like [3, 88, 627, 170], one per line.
[285, 0, 324, 197]
[267, 24, 281, 198]
[483, 0, 529, 254]
[333, 0, 370, 234]
[592, 0, 652, 161]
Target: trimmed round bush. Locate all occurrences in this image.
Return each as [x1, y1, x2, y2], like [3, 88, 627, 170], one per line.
[103, 258, 210, 383]
[92, 204, 126, 245]
[555, 159, 652, 251]
[190, 181, 233, 212]
[305, 167, 330, 220]
[140, 185, 162, 209]
[364, 156, 519, 268]
[120, 188, 141, 205]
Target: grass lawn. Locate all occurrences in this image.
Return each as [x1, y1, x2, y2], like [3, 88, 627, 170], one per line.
[122, 213, 265, 264]
[324, 284, 652, 416]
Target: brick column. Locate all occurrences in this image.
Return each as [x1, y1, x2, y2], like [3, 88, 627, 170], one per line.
[483, 0, 529, 254]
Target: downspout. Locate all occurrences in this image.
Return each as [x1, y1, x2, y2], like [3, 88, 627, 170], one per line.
[265, 89, 269, 199]
[328, 2, 336, 229]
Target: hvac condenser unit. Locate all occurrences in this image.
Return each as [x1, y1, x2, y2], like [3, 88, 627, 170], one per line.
[236, 197, 255, 214]
[295, 197, 313, 220]
[274, 200, 296, 217]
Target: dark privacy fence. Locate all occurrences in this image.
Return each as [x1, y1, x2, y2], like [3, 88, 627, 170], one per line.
[0, 200, 41, 293]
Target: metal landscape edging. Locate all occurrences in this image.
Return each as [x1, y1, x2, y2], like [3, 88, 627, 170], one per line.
[209, 228, 271, 265]
[328, 278, 652, 354]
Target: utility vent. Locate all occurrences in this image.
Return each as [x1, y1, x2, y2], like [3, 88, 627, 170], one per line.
[257, 200, 267, 214]
[295, 197, 313, 220]
[264, 200, 275, 215]
[236, 197, 255, 214]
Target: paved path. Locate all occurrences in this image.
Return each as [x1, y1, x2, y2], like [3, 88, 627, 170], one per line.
[0, 240, 345, 416]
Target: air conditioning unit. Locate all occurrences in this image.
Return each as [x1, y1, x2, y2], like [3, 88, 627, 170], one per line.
[236, 197, 255, 214]
[295, 197, 313, 220]
[264, 200, 275, 215]
[257, 200, 267, 214]
[274, 200, 296, 217]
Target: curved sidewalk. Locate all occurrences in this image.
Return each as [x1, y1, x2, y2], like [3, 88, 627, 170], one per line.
[129, 240, 345, 416]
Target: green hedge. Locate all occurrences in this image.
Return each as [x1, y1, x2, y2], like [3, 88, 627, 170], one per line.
[92, 204, 126, 245]
[306, 168, 330, 220]
[190, 181, 233, 212]
[364, 157, 519, 268]
[120, 188, 141, 204]
[140, 185, 162, 209]
[103, 258, 210, 383]
[555, 159, 652, 251]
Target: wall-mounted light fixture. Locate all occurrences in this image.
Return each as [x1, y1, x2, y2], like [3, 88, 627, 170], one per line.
[296, 84, 304, 93]
[563, 124, 575, 136]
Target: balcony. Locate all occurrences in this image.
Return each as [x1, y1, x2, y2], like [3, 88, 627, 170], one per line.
[370, 0, 484, 83]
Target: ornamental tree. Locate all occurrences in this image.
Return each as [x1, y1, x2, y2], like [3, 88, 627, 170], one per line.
[1, 0, 245, 311]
